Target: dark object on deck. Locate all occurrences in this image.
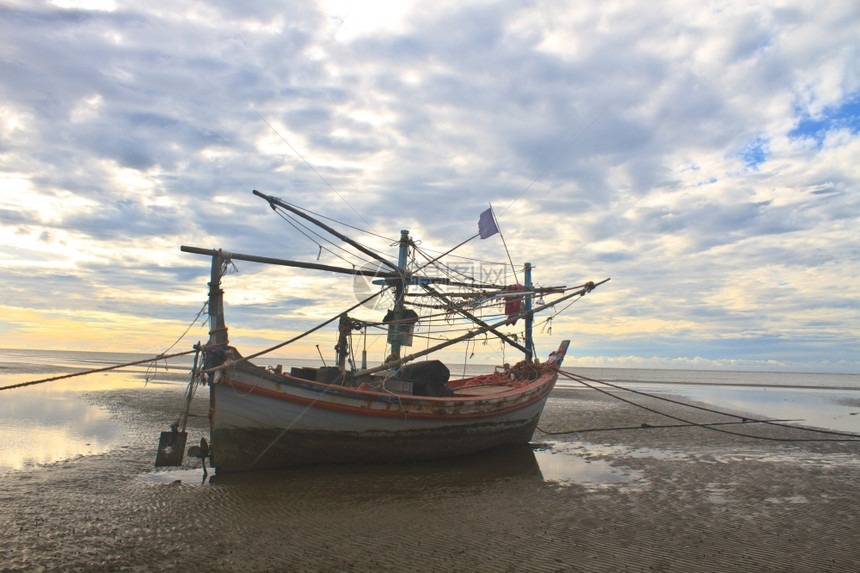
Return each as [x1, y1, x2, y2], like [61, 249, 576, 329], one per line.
[399, 360, 452, 397]
[316, 366, 343, 384]
[290, 366, 318, 381]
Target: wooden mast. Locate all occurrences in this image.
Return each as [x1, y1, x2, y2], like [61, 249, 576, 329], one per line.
[387, 229, 410, 362]
[207, 249, 228, 348]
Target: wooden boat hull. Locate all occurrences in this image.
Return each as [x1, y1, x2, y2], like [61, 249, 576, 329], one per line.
[209, 360, 558, 472]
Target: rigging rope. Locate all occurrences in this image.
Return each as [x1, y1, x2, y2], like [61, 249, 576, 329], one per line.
[413, 243, 480, 284]
[207, 285, 394, 371]
[255, 112, 379, 234]
[272, 195, 396, 245]
[499, 109, 606, 217]
[273, 208, 360, 268]
[145, 302, 209, 382]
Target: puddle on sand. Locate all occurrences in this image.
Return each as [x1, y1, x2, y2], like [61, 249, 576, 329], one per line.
[0, 380, 126, 471]
[531, 441, 643, 490]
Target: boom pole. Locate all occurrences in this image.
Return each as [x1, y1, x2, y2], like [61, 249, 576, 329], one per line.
[252, 190, 399, 272]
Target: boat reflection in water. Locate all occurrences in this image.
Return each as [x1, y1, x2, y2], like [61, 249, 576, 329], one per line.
[146, 442, 636, 492]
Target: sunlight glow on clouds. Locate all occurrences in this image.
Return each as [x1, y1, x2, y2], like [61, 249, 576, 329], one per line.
[51, 0, 116, 12]
[321, 0, 417, 41]
[69, 94, 104, 124]
[0, 306, 198, 354]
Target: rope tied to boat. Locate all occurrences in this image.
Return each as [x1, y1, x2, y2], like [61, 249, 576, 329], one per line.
[536, 369, 860, 443]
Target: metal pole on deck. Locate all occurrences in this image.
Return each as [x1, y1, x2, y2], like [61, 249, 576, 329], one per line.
[524, 262, 533, 362]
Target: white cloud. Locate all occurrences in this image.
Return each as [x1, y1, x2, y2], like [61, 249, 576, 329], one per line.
[69, 94, 104, 123]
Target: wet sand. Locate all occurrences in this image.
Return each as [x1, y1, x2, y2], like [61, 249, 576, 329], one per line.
[2, 385, 859, 572]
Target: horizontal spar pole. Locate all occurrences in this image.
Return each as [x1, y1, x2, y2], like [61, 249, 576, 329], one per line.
[179, 246, 495, 287]
[180, 246, 395, 278]
[402, 286, 568, 298]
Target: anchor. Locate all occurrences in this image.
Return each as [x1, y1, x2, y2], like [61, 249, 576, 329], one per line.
[155, 425, 188, 467]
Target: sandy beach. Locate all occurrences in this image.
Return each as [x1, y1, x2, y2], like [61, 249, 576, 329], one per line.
[2, 383, 859, 572]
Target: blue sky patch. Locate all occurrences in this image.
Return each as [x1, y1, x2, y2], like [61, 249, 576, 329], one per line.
[737, 136, 768, 169]
[790, 95, 860, 146]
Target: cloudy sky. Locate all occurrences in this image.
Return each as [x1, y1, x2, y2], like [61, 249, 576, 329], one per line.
[1, 0, 858, 373]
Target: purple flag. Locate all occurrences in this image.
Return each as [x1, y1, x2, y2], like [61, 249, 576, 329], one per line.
[478, 208, 499, 239]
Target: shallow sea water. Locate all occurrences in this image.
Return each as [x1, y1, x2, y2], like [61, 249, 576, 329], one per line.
[2, 349, 859, 476]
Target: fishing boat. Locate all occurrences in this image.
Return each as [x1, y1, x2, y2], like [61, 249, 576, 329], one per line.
[156, 191, 608, 472]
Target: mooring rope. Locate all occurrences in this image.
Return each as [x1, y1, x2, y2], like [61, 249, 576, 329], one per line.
[0, 349, 197, 392]
[536, 369, 860, 443]
[538, 419, 798, 435]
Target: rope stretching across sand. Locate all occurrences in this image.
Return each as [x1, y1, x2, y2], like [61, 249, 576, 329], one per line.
[541, 369, 860, 442]
[0, 349, 197, 392]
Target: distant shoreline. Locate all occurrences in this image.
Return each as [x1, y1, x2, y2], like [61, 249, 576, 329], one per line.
[2, 347, 860, 376]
